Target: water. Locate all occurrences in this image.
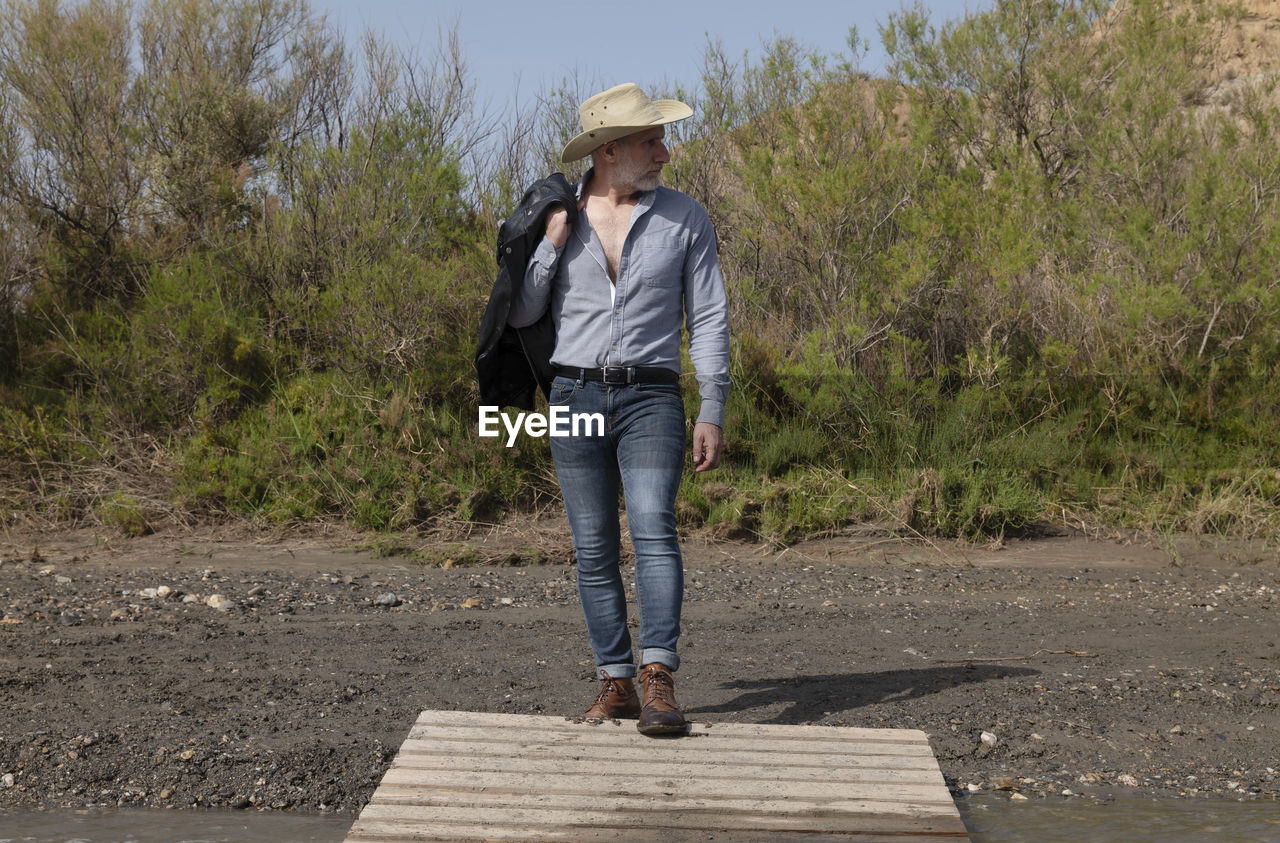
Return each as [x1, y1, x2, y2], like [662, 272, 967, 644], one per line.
[0, 808, 352, 843]
[958, 793, 1280, 842]
[2, 798, 1276, 842]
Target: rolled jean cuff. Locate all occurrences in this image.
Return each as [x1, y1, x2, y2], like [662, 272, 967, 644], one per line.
[641, 647, 679, 672]
[597, 663, 636, 679]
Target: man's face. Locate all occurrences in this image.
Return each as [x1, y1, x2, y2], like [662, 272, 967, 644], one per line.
[612, 127, 670, 193]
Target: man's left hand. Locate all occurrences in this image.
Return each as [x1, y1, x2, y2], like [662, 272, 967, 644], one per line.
[692, 422, 723, 473]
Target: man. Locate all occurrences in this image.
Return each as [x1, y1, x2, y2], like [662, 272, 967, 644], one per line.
[508, 83, 730, 735]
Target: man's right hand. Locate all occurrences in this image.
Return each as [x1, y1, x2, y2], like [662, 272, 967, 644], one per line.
[546, 206, 571, 249]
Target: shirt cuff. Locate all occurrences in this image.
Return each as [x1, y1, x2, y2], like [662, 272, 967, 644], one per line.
[695, 399, 724, 429]
[535, 236, 561, 262]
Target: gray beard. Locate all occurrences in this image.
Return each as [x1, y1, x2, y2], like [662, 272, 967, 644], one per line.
[616, 157, 661, 193]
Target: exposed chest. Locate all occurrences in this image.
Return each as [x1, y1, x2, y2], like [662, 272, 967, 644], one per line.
[585, 201, 637, 283]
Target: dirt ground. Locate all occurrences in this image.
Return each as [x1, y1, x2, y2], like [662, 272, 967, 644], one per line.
[0, 521, 1275, 819]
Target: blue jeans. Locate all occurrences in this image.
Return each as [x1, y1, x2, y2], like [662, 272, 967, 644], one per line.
[548, 375, 686, 679]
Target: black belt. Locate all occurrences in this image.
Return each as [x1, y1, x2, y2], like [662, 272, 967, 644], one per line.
[556, 366, 679, 385]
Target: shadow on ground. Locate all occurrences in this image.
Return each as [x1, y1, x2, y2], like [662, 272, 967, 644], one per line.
[688, 665, 1039, 724]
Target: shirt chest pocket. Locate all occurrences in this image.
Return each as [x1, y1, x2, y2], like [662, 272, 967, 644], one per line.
[642, 235, 686, 288]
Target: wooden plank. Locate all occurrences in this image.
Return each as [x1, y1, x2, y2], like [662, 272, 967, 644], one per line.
[346, 817, 962, 842]
[394, 739, 941, 769]
[387, 754, 945, 785]
[404, 726, 936, 757]
[373, 768, 953, 804]
[367, 787, 960, 817]
[354, 803, 971, 834]
[411, 710, 926, 742]
[345, 711, 969, 842]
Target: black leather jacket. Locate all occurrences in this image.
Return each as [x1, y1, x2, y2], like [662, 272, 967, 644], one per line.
[475, 173, 578, 409]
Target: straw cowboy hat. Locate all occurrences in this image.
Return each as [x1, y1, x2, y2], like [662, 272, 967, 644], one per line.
[560, 83, 693, 163]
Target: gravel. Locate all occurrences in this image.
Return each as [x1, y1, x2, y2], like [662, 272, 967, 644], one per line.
[0, 527, 1275, 816]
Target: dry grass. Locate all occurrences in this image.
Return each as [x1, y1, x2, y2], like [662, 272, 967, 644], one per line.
[1, 427, 192, 535]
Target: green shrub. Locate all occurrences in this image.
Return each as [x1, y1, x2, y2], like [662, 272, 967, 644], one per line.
[97, 492, 151, 537]
[3, 0, 1280, 547]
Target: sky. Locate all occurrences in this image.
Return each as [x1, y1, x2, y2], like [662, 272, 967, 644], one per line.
[310, 0, 992, 113]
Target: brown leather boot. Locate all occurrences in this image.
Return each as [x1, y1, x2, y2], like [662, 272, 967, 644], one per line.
[583, 676, 640, 719]
[637, 663, 687, 735]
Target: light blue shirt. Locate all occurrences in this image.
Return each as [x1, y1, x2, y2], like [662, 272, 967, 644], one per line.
[508, 173, 731, 427]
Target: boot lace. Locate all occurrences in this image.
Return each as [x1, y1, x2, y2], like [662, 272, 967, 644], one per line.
[592, 677, 624, 708]
[643, 666, 676, 706]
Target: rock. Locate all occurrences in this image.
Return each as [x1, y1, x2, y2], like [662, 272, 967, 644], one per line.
[2, 773, 14, 788]
[55, 575, 72, 584]
[980, 731, 999, 747]
[180, 749, 195, 761]
[160, 788, 173, 799]
[460, 597, 482, 609]
[1010, 792, 1030, 801]
[499, 597, 514, 605]
[965, 782, 982, 792]
[1117, 773, 1139, 787]
[247, 585, 266, 597]
[156, 586, 172, 599]
[205, 594, 233, 612]
[230, 797, 251, 809]
[1169, 725, 1184, 734]
[140, 588, 159, 599]
[182, 594, 200, 604]
[375, 593, 400, 607]
[1061, 788, 1074, 797]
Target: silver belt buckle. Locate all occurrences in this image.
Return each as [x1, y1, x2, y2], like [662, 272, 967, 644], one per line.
[601, 366, 631, 384]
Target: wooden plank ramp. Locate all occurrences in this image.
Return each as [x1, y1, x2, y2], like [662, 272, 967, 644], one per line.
[344, 710, 970, 842]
